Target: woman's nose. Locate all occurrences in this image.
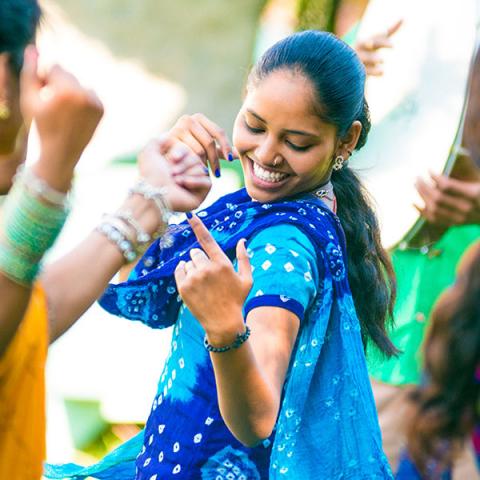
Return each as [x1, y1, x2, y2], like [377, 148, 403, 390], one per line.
[255, 137, 281, 166]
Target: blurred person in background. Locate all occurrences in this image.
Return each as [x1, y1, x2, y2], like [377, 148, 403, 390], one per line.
[350, 8, 480, 479]
[0, 1, 211, 479]
[47, 30, 396, 480]
[296, 1, 480, 475]
[395, 242, 480, 479]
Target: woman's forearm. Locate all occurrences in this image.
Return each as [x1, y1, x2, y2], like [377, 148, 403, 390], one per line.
[0, 150, 76, 353]
[43, 193, 161, 343]
[41, 231, 125, 343]
[207, 313, 280, 446]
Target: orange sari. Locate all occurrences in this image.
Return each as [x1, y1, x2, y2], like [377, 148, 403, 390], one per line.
[0, 283, 48, 479]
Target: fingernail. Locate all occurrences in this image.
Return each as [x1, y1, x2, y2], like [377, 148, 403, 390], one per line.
[214, 168, 221, 178]
[186, 211, 193, 219]
[203, 167, 210, 175]
[227, 152, 233, 162]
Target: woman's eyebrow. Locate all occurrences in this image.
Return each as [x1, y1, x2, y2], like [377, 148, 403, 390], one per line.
[246, 109, 266, 123]
[283, 128, 317, 137]
[246, 109, 318, 138]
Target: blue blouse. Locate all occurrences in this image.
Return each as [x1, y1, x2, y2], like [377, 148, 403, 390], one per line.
[135, 225, 319, 479]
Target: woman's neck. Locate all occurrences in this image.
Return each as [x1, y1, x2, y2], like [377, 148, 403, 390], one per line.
[312, 180, 336, 213]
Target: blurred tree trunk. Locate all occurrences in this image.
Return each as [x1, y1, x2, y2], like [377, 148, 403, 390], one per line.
[296, 0, 339, 32]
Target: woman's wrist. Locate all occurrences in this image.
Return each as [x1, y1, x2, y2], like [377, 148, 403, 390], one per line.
[204, 311, 246, 349]
[95, 183, 171, 265]
[33, 154, 74, 194]
[120, 194, 163, 238]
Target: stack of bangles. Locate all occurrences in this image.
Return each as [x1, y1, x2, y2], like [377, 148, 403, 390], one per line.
[0, 167, 71, 286]
[96, 180, 171, 263]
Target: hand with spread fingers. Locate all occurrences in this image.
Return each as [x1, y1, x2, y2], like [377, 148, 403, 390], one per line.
[355, 19, 403, 76]
[167, 113, 238, 178]
[174, 213, 252, 346]
[138, 137, 212, 212]
[415, 173, 480, 226]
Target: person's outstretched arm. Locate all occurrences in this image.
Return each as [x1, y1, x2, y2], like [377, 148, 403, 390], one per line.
[0, 47, 103, 356]
[44, 138, 212, 343]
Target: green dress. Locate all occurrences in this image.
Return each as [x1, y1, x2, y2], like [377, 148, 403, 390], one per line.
[367, 225, 480, 386]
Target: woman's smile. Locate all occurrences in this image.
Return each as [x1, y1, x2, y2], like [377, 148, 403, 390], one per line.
[246, 155, 291, 190]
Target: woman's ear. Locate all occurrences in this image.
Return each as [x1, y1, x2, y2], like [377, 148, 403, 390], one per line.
[340, 120, 362, 157]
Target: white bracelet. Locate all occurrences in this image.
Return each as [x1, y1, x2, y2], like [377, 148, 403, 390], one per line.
[17, 166, 70, 208]
[129, 180, 171, 224]
[114, 209, 151, 245]
[96, 221, 138, 263]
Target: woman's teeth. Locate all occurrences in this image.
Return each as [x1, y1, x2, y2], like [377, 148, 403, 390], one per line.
[253, 162, 288, 183]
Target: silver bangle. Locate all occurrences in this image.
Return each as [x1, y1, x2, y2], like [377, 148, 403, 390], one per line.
[129, 180, 171, 228]
[114, 209, 151, 245]
[96, 221, 137, 263]
[17, 165, 70, 208]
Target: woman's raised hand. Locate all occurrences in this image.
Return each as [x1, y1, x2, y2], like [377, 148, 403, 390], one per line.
[415, 173, 480, 226]
[168, 113, 237, 178]
[174, 213, 252, 345]
[355, 20, 403, 76]
[138, 136, 212, 212]
[20, 46, 103, 191]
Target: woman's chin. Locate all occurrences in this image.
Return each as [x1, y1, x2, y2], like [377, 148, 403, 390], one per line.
[245, 182, 286, 203]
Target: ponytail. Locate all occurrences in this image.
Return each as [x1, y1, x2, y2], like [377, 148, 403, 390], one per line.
[331, 167, 398, 355]
[252, 30, 398, 356]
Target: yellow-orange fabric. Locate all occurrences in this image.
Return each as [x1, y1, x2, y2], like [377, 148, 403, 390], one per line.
[0, 283, 48, 480]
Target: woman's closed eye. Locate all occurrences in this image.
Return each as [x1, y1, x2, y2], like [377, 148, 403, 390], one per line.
[285, 140, 312, 152]
[244, 118, 313, 151]
[244, 120, 265, 134]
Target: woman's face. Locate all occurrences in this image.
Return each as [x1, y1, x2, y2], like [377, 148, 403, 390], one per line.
[232, 69, 338, 203]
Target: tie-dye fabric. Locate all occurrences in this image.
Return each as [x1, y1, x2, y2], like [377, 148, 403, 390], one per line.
[45, 188, 392, 479]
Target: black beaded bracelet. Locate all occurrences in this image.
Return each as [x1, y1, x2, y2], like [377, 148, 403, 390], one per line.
[204, 325, 251, 353]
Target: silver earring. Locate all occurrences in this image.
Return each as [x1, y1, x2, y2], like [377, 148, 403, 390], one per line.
[332, 155, 344, 171]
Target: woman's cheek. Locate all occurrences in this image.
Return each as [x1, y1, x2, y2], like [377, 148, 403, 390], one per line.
[233, 129, 256, 155]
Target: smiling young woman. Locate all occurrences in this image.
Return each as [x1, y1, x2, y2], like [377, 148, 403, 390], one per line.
[234, 69, 361, 204]
[47, 30, 396, 480]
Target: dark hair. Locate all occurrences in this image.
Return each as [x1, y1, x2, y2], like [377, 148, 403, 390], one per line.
[0, 0, 41, 75]
[250, 30, 397, 355]
[407, 244, 480, 474]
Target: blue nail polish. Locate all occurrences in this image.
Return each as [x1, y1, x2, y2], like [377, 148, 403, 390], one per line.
[227, 152, 233, 162]
[214, 168, 221, 178]
[186, 211, 193, 219]
[203, 167, 210, 174]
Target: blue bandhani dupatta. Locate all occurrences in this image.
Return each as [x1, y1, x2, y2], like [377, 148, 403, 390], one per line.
[45, 187, 370, 479]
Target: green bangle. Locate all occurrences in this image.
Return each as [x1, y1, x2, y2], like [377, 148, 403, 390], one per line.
[0, 176, 70, 285]
[0, 242, 41, 286]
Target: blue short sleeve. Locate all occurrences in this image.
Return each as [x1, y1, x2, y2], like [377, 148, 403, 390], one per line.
[241, 224, 321, 322]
